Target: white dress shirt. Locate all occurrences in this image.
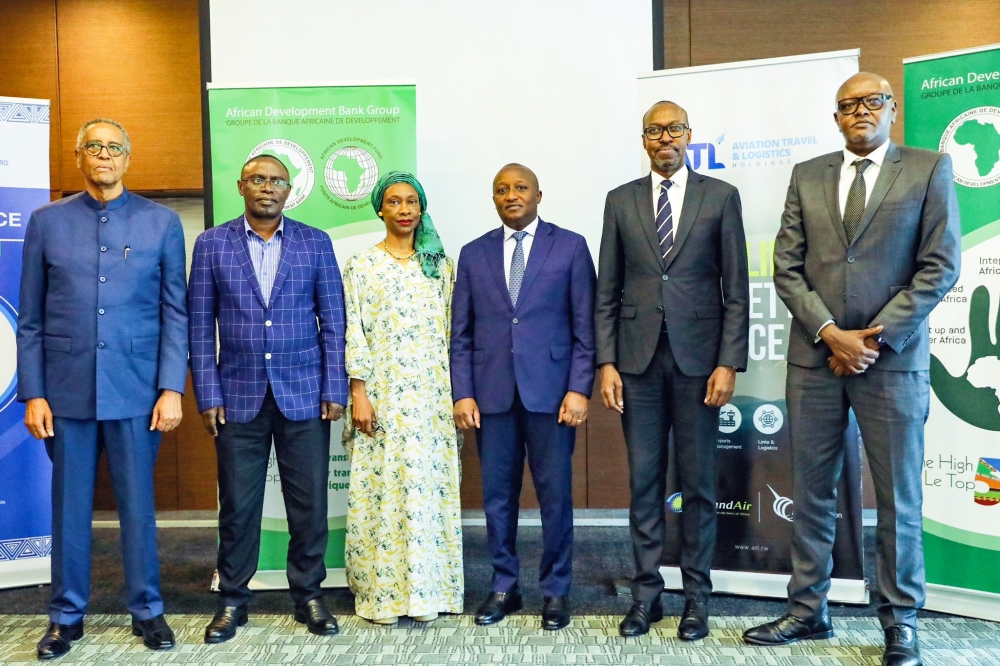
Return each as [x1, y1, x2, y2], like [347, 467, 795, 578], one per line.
[817, 139, 891, 339]
[503, 217, 539, 283]
[650, 164, 689, 232]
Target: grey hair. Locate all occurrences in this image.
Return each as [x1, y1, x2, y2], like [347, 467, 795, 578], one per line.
[76, 118, 131, 153]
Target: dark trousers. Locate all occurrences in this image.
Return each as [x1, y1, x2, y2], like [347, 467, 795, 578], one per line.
[620, 332, 719, 603]
[47, 415, 163, 624]
[215, 388, 331, 608]
[786, 365, 929, 629]
[478, 390, 576, 597]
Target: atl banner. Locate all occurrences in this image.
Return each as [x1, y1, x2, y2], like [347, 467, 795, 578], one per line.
[0, 96, 52, 589]
[207, 82, 416, 588]
[637, 52, 868, 601]
[904, 44, 1000, 621]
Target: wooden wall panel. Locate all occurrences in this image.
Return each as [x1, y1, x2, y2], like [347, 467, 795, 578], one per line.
[55, 0, 203, 193]
[0, 0, 63, 194]
[685, 0, 1000, 144]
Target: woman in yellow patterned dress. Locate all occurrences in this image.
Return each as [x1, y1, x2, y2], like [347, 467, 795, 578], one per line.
[342, 172, 463, 624]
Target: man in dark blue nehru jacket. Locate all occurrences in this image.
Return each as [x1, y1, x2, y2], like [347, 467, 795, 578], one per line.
[18, 118, 189, 659]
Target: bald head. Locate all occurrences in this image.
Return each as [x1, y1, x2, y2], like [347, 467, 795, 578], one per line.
[643, 101, 688, 128]
[835, 72, 893, 105]
[493, 163, 539, 190]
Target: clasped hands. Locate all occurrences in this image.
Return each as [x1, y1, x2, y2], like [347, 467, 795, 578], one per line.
[820, 323, 883, 376]
[453, 392, 589, 430]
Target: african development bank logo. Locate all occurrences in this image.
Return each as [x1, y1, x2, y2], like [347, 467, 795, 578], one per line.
[247, 139, 314, 209]
[940, 107, 1000, 188]
[324, 146, 379, 202]
[0, 295, 18, 412]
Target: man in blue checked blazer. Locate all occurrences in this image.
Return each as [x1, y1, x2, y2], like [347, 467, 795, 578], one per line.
[188, 155, 347, 643]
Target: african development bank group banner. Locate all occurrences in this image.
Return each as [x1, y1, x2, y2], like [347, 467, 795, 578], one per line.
[0, 96, 52, 589]
[637, 51, 868, 601]
[207, 82, 416, 588]
[904, 44, 1000, 621]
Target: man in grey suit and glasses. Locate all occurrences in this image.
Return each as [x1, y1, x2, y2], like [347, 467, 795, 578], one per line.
[743, 73, 961, 666]
[596, 101, 749, 639]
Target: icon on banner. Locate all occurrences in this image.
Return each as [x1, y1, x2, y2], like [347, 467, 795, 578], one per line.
[767, 485, 793, 522]
[718, 403, 741, 433]
[753, 404, 783, 434]
[939, 107, 1000, 188]
[324, 146, 379, 202]
[974, 458, 1000, 506]
[666, 492, 683, 514]
[0, 295, 18, 412]
[247, 139, 315, 210]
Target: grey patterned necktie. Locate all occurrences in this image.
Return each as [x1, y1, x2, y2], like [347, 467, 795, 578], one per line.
[508, 230, 528, 307]
[843, 158, 873, 243]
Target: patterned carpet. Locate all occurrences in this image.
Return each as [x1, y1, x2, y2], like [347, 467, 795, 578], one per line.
[2, 613, 998, 665]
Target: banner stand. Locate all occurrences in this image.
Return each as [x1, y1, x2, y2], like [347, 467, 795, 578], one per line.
[0, 96, 53, 590]
[660, 567, 869, 604]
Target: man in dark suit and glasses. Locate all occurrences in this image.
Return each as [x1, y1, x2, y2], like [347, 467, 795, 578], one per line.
[188, 155, 347, 643]
[743, 73, 961, 666]
[596, 101, 750, 639]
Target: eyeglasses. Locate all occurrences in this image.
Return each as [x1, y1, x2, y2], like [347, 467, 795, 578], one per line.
[80, 141, 127, 157]
[643, 124, 689, 140]
[836, 93, 893, 115]
[240, 176, 291, 191]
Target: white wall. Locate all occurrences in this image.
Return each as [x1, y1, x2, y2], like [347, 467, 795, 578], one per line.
[209, 0, 653, 260]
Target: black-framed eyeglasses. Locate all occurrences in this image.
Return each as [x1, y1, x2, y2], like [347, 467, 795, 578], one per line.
[836, 93, 893, 115]
[80, 141, 127, 157]
[240, 176, 291, 191]
[643, 124, 689, 140]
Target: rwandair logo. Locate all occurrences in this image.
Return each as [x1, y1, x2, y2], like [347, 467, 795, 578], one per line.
[931, 285, 1000, 431]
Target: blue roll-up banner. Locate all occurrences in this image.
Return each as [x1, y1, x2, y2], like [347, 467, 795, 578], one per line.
[0, 96, 52, 589]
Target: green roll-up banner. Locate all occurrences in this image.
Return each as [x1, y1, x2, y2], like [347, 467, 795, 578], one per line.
[904, 45, 1000, 621]
[206, 82, 416, 588]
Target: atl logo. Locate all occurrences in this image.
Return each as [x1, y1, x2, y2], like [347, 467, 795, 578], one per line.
[685, 135, 726, 171]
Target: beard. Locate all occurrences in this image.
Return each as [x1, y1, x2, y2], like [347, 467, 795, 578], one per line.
[652, 155, 682, 172]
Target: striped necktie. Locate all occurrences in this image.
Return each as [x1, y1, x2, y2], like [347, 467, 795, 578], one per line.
[656, 180, 675, 262]
[843, 159, 873, 243]
[508, 230, 527, 307]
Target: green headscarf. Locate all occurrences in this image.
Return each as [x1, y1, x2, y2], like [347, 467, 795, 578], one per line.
[370, 171, 445, 279]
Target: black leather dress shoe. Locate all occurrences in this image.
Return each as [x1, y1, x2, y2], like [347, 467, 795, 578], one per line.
[618, 599, 663, 637]
[677, 599, 709, 640]
[541, 596, 570, 631]
[883, 625, 921, 666]
[131, 614, 175, 650]
[37, 622, 83, 660]
[205, 606, 249, 644]
[474, 586, 523, 626]
[294, 598, 339, 636]
[742, 612, 834, 645]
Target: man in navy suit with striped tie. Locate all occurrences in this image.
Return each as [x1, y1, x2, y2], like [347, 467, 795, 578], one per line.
[596, 102, 749, 639]
[188, 155, 347, 643]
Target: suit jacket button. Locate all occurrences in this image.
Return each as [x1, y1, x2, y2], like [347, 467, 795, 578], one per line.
[662, 274, 669, 281]
[98, 308, 105, 315]
[265, 320, 272, 327]
[97, 342, 105, 349]
[100, 216, 108, 223]
[847, 256, 855, 263]
[101, 246, 107, 252]
[99, 276, 106, 282]
[512, 318, 518, 324]
[657, 306, 663, 313]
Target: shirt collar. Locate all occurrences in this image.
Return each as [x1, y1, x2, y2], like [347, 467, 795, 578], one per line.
[503, 217, 539, 240]
[244, 214, 284, 240]
[81, 186, 130, 211]
[843, 140, 890, 170]
[651, 164, 688, 192]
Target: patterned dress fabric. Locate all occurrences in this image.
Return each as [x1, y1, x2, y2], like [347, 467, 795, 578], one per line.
[342, 247, 464, 621]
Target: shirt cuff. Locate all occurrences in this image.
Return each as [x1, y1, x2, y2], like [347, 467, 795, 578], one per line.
[815, 319, 835, 343]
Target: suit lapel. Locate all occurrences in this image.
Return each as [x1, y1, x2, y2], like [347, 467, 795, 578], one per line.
[513, 220, 554, 313]
[851, 142, 902, 244]
[824, 152, 849, 248]
[485, 227, 511, 310]
[663, 172, 705, 272]
[268, 218, 299, 302]
[228, 218, 267, 308]
[631, 175, 663, 267]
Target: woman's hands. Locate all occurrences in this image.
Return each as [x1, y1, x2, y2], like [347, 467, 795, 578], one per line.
[351, 378, 377, 435]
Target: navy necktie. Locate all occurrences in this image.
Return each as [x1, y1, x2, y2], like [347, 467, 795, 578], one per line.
[656, 180, 674, 262]
[508, 230, 527, 307]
